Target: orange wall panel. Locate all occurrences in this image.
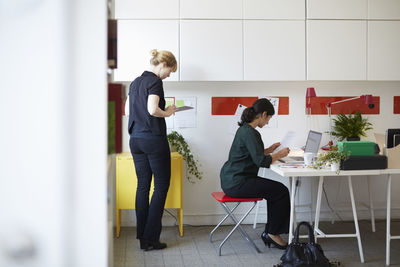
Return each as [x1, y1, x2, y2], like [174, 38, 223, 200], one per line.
[212, 96, 289, 115]
[305, 96, 380, 115]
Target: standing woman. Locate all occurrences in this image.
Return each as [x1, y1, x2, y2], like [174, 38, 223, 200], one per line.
[220, 98, 291, 249]
[128, 49, 177, 251]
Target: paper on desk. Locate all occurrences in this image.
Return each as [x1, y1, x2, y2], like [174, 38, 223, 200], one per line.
[277, 131, 296, 150]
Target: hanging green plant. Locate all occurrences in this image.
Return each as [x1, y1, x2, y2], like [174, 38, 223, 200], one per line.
[167, 131, 202, 183]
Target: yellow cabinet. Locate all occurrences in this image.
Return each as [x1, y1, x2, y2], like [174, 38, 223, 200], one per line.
[116, 152, 183, 237]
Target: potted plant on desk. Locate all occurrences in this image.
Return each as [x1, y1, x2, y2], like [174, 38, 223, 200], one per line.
[329, 112, 373, 141]
[313, 144, 349, 174]
[167, 131, 202, 183]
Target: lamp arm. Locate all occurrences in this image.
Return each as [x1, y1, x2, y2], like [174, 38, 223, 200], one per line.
[327, 96, 361, 107]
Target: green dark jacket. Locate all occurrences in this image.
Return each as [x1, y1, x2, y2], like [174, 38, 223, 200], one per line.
[220, 123, 272, 190]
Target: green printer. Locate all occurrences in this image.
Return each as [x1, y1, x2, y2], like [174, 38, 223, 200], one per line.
[337, 141, 387, 170]
[337, 141, 376, 156]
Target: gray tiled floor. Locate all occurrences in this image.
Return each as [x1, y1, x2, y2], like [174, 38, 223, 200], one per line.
[114, 220, 400, 267]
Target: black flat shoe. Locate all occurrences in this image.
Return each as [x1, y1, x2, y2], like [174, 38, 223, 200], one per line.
[142, 240, 167, 251]
[139, 239, 147, 250]
[261, 232, 287, 250]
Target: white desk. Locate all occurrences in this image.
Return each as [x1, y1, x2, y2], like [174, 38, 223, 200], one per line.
[270, 164, 400, 264]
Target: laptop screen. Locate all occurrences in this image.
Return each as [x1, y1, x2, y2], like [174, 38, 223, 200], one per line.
[304, 130, 322, 153]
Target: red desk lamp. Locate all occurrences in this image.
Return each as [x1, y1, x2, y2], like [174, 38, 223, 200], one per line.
[306, 87, 316, 115]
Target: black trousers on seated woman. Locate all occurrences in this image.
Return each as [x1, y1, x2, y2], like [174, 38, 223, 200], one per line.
[223, 176, 290, 235]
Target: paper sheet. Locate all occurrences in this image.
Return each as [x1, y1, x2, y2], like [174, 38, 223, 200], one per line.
[277, 131, 297, 150]
[229, 104, 247, 135]
[174, 97, 197, 128]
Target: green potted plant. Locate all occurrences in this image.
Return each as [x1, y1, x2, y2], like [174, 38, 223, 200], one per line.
[313, 145, 349, 174]
[329, 112, 373, 141]
[167, 131, 202, 183]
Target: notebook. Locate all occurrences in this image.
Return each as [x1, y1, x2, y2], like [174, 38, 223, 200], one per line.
[279, 130, 322, 163]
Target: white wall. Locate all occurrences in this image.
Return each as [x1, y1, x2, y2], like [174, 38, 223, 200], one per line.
[115, 81, 400, 226]
[0, 1, 107, 267]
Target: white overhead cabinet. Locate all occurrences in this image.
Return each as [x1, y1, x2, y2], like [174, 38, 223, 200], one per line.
[307, 20, 367, 80]
[114, 0, 400, 81]
[180, 0, 242, 19]
[244, 21, 305, 80]
[368, 0, 400, 19]
[244, 0, 305, 19]
[114, 0, 179, 19]
[180, 20, 243, 81]
[114, 20, 179, 82]
[368, 21, 400, 80]
[307, 0, 367, 19]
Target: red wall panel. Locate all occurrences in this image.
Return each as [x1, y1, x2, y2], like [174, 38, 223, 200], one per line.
[394, 96, 400, 114]
[212, 96, 289, 115]
[305, 96, 380, 115]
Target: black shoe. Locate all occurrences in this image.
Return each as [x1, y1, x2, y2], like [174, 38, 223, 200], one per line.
[139, 239, 147, 250]
[261, 232, 287, 250]
[142, 240, 167, 251]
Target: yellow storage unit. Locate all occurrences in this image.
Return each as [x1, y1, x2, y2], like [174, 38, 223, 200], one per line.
[116, 152, 183, 237]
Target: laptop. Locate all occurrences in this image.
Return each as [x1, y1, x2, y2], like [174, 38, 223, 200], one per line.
[279, 130, 322, 163]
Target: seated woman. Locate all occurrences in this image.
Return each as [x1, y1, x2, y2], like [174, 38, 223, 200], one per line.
[220, 98, 290, 250]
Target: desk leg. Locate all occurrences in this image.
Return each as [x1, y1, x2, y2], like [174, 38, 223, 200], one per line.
[367, 175, 376, 232]
[314, 176, 324, 243]
[178, 208, 183, 237]
[309, 179, 314, 226]
[117, 209, 121, 238]
[386, 174, 392, 266]
[288, 176, 297, 243]
[348, 176, 364, 263]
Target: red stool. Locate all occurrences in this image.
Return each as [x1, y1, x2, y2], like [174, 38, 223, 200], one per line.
[210, 192, 262, 256]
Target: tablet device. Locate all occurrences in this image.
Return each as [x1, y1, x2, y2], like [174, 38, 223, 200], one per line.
[176, 106, 194, 112]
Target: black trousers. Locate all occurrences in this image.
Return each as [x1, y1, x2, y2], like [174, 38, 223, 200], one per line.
[130, 136, 171, 241]
[223, 177, 290, 235]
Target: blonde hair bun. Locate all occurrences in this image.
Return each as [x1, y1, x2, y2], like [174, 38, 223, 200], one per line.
[149, 49, 178, 72]
[150, 49, 158, 57]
